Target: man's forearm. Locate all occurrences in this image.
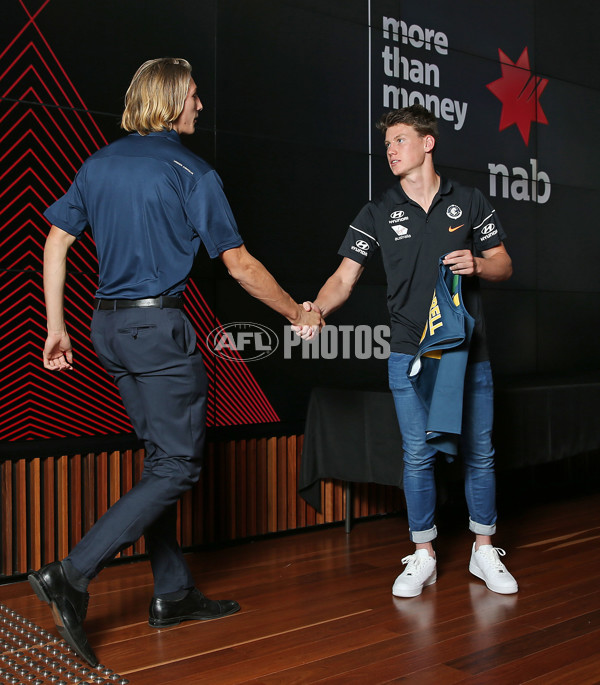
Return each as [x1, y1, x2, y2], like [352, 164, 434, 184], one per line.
[475, 249, 513, 282]
[43, 226, 75, 331]
[224, 249, 303, 323]
[312, 258, 364, 319]
[313, 275, 354, 318]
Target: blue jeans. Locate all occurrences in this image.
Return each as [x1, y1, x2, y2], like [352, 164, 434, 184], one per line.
[388, 352, 497, 543]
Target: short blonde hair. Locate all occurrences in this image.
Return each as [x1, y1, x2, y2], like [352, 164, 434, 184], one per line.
[121, 58, 192, 135]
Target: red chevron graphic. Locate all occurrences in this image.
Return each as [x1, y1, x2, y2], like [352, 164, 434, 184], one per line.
[185, 281, 279, 426]
[0, 0, 279, 441]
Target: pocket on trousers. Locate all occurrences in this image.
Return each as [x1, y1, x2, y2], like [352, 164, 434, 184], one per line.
[388, 352, 412, 390]
[181, 316, 198, 356]
[167, 310, 197, 356]
[117, 324, 158, 339]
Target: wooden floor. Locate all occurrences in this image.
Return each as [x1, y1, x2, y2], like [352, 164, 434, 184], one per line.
[1, 490, 599, 684]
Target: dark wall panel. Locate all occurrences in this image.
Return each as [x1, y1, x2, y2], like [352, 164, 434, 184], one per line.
[35, 0, 218, 123]
[537, 292, 600, 374]
[215, 134, 370, 282]
[535, 0, 600, 90]
[536, 80, 600, 189]
[482, 290, 538, 376]
[536, 184, 600, 293]
[217, 0, 368, 154]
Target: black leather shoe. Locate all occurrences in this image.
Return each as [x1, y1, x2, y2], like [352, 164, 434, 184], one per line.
[149, 588, 240, 627]
[28, 561, 98, 667]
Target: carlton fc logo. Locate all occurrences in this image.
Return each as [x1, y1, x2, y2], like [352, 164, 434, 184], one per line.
[446, 205, 462, 219]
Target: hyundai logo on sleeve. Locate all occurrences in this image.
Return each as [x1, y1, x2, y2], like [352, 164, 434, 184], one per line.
[351, 240, 370, 256]
[480, 222, 499, 241]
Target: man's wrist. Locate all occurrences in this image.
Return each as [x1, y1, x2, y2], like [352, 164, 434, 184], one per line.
[313, 301, 326, 318]
[287, 304, 303, 325]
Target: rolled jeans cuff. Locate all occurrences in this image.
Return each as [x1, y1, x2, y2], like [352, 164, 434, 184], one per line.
[410, 525, 438, 543]
[469, 517, 497, 536]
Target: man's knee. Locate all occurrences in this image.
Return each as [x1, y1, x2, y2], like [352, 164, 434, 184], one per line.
[403, 448, 436, 470]
[463, 451, 495, 470]
[152, 456, 202, 491]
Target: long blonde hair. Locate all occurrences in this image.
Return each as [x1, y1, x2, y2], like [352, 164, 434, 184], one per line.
[121, 58, 192, 135]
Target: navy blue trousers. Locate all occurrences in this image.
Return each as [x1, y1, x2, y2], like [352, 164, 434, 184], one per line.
[68, 306, 207, 595]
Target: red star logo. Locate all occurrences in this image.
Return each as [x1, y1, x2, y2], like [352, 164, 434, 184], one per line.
[487, 47, 548, 145]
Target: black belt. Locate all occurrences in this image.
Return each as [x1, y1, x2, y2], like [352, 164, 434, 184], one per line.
[94, 296, 184, 310]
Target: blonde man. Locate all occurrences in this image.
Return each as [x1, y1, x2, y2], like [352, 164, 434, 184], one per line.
[30, 57, 321, 666]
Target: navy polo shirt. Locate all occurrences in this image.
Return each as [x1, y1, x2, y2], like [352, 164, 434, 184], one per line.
[44, 130, 243, 298]
[338, 176, 506, 360]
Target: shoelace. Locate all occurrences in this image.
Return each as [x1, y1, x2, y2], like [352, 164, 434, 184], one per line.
[401, 553, 430, 574]
[478, 546, 507, 570]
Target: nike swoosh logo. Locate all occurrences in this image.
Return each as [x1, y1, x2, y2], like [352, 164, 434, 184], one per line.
[448, 224, 464, 232]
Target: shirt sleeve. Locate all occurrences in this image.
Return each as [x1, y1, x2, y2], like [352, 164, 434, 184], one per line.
[187, 170, 244, 258]
[43, 170, 89, 238]
[337, 203, 380, 265]
[470, 188, 507, 253]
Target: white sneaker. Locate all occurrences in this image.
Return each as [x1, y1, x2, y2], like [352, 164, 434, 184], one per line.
[469, 544, 518, 594]
[392, 549, 437, 598]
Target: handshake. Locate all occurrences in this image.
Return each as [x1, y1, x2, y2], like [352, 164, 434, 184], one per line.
[291, 301, 324, 340]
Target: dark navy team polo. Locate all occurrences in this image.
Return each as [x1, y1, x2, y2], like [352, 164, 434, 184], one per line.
[338, 176, 506, 360]
[44, 130, 243, 298]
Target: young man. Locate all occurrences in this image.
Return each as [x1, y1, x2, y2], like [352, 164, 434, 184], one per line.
[31, 57, 322, 666]
[295, 105, 517, 598]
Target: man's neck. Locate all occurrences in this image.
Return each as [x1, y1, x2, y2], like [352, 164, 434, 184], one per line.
[400, 168, 440, 212]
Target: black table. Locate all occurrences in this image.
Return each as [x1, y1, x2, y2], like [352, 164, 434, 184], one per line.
[299, 387, 403, 516]
[299, 376, 600, 520]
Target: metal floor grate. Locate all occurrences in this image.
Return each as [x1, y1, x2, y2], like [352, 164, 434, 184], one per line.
[0, 603, 128, 685]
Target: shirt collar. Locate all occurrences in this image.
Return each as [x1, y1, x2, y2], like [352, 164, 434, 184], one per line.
[439, 176, 453, 195]
[135, 129, 181, 141]
[391, 174, 453, 204]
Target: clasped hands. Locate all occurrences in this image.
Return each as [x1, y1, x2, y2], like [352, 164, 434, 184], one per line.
[291, 301, 323, 340]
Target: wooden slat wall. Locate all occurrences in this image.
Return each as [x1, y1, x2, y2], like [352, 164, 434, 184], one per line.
[0, 435, 404, 580]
